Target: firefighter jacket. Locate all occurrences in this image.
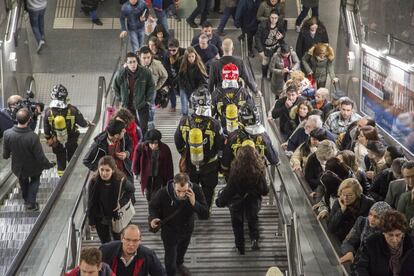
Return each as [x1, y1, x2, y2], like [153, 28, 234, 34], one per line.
[43, 105, 89, 140]
[221, 127, 279, 173]
[211, 86, 255, 130]
[174, 114, 225, 173]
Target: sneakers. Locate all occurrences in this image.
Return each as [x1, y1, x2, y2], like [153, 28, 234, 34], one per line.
[251, 239, 260, 251]
[177, 264, 191, 276]
[186, 19, 198, 28]
[27, 203, 39, 211]
[92, 18, 103, 26]
[37, 40, 45, 54]
[295, 25, 301, 33]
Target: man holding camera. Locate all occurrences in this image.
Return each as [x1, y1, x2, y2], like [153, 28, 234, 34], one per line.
[3, 108, 55, 211]
[0, 94, 43, 139]
[149, 173, 208, 276]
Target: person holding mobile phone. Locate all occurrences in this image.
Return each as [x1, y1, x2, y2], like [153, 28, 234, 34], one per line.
[149, 173, 208, 276]
[120, 0, 149, 53]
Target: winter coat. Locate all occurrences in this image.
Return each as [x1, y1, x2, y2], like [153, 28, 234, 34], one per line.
[100, 241, 166, 276]
[271, 96, 304, 137]
[191, 33, 223, 57]
[256, 0, 282, 22]
[81, 0, 99, 9]
[133, 141, 174, 194]
[255, 19, 286, 54]
[327, 194, 374, 242]
[3, 126, 53, 178]
[163, 47, 185, 87]
[65, 263, 114, 276]
[353, 233, 414, 276]
[295, 27, 329, 60]
[177, 64, 207, 97]
[290, 142, 316, 170]
[269, 48, 300, 95]
[87, 176, 135, 225]
[83, 131, 133, 177]
[112, 66, 155, 111]
[148, 181, 209, 235]
[304, 152, 323, 191]
[385, 179, 407, 209]
[145, 59, 168, 91]
[369, 168, 394, 202]
[301, 0, 319, 8]
[397, 191, 414, 223]
[234, 0, 260, 32]
[120, 0, 148, 31]
[302, 46, 335, 85]
[310, 99, 333, 121]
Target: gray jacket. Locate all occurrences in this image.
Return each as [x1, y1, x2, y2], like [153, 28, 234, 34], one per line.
[269, 48, 300, 95]
[3, 126, 53, 178]
[26, 0, 47, 11]
[385, 178, 407, 208]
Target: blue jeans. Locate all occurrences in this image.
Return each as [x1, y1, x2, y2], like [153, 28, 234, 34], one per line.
[129, 28, 145, 53]
[187, 0, 211, 24]
[155, 10, 170, 35]
[217, 6, 236, 33]
[180, 89, 189, 116]
[28, 8, 46, 44]
[19, 174, 41, 205]
[169, 86, 177, 108]
[90, 9, 98, 21]
[295, 6, 319, 26]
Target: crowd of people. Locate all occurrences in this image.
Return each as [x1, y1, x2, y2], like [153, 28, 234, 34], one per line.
[3, 0, 413, 275]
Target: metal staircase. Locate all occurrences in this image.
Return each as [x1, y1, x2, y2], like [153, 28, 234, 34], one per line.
[0, 167, 59, 274]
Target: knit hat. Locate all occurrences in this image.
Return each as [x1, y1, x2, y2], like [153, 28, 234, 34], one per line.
[106, 119, 125, 136]
[144, 129, 162, 142]
[370, 201, 392, 219]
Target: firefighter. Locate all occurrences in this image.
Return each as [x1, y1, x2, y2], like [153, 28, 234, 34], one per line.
[44, 84, 92, 176]
[221, 103, 279, 176]
[174, 86, 225, 212]
[211, 63, 255, 135]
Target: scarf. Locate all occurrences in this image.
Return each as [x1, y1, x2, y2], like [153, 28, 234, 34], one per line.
[388, 240, 403, 276]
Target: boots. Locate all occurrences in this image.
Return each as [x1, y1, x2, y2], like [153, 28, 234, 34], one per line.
[262, 65, 269, 79]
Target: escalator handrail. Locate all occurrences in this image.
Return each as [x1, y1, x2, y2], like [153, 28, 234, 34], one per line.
[5, 76, 105, 276]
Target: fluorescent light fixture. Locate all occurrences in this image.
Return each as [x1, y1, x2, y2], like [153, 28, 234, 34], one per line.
[386, 56, 413, 71]
[361, 43, 385, 58]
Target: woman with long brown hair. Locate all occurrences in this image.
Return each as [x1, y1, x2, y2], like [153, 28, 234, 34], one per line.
[87, 156, 135, 244]
[216, 144, 269, 255]
[177, 46, 208, 116]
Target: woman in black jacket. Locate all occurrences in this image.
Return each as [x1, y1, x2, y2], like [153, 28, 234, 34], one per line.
[328, 178, 374, 242]
[353, 210, 414, 276]
[177, 46, 208, 116]
[87, 155, 135, 244]
[295, 17, 329, 61]
[216, 145, 269, 255]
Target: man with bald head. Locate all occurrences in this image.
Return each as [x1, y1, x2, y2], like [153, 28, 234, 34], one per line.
[208, 38, 261, 96]
[100, 224, 165, 275]
[3, 108, 55, 211]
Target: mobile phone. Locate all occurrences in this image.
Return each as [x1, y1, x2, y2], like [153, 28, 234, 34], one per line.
[142, 9, 147, 17]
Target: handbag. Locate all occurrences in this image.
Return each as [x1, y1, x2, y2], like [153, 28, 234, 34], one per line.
[112, 178, 136, 233]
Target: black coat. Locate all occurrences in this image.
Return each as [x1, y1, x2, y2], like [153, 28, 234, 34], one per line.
[255, 19, 286, 54]
[100, 241, 166, 276]
[177, 64, 207, 96]
[3, 126, 53, 178]
[271, 96, 304, 137]
[295, 28, 329, 60]
[83, 131, 133, 177]
[87, 176, 135, 225]
[148, 181, 209, 235]
[303, 152, 323, 191]
[234, 0, 260, 32]
[353, 233, 414, 276]
[208, 56, 258, 93]
[328, 194, 374, 242]
[368, 168, 394, 202]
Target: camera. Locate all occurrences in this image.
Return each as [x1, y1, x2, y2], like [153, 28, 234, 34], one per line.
[11, 90, 45, 121]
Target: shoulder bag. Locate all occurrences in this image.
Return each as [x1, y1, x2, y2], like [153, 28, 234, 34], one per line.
[112, 178, 136, 233]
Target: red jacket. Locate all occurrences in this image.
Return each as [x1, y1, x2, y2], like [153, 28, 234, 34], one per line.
[126, 121, 141, 161]
[133, 141, 174, 194]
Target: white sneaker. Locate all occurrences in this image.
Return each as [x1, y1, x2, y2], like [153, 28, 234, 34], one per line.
[295, 25, 301, 33]
[37, 40, 45, 54]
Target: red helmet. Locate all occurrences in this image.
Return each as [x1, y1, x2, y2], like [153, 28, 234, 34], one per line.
[221, 63, 239, 81]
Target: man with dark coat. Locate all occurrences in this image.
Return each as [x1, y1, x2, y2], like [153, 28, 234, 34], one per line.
[100, 225, 165, 276]
[234, 0, 261, 57]
[83, 120, 134, 183]
[208, 38, 260, 95]
[149, 173, 209, 276]
[133, 129, 174, 201]
[3, 108, 55, 211]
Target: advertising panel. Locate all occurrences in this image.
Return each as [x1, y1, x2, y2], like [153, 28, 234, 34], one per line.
[361, 51, 414, 154]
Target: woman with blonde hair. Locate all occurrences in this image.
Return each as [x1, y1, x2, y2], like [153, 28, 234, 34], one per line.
[177, 46, 208, 116]
[327, 178, 374, 241]
[302, 43, 338, 88]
